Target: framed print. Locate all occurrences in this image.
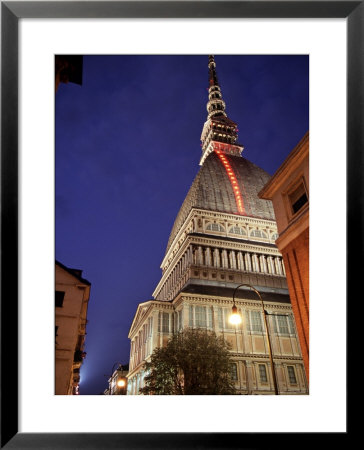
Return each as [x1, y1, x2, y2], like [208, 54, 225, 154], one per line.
[1, 1, 360, 448]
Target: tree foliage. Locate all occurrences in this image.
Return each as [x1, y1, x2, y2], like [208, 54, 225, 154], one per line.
[140, 328, 236, 395]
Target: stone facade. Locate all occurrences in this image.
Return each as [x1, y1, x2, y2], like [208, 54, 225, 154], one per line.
[55, 261, 91, 395]
[128, 290, 308, 395]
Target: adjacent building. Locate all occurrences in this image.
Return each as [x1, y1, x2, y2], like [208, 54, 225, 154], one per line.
[55, 260, 91, 395]
[259, 132, 309, 380]
[127, 56, 308, 395]
[104, 364, 129, 395]
[55, 55, 83, 92]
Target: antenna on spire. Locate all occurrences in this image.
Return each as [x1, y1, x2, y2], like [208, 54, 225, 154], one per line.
[208, 55, 219, 87]
[199, 55, 244, 166]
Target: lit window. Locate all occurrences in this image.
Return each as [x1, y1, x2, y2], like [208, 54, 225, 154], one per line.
[177, 309, 183, 331]
[189, 305, 212, 329]
[162, 313, 169, 332]
[277, 315, 289, 334]
[195, 306, 207, 328]
[259, 364, 268, 383]
[229, 363, 238, 381]
[250, 311, 263, 332]
[217, 307, 236, 331]
[287, 365, 297, 384]
[189, 305, 194, 327]
[158, 312, 170, 333]
[273, 314, 295, 335]
[217, 308, 224, 329]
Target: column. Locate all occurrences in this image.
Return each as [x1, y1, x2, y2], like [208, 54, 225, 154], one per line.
[245, 361, 253, 393]
[192, 246, 197, 265]
[230, 250, 237, 269]
[198, 246, 203, 265]
[221, 250, 228, 268]
[186, 246, 191, 265]
[275, 257, 281, 275]
[205, 247, 212, 266]
[213, 248, 220, 267]
[260, 255, 268, 273]
[245, 253, 252, 271]
[281, 258, 286, 275]
[237, 252, 245, 271]
[259, 255, 264, 272]
[252, 254, 259, 272]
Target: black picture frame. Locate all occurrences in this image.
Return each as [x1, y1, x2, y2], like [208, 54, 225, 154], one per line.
[1, 1, 358, 448]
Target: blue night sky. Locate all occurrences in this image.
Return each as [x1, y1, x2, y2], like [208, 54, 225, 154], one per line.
[55, 55, 309, 395]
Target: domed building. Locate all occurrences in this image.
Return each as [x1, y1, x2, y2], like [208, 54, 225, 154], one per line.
[127, 56, 308, 395]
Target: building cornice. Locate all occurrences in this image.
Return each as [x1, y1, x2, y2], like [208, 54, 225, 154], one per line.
[177, 292, 292, 311]
[276, 208, 309, 250]
[128, 299, 174, 338]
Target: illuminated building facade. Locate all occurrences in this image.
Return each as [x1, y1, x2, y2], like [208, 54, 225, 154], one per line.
[127, 56, 308, 395]
[259, 132, 309, 381]
[55, 260, 91, 395]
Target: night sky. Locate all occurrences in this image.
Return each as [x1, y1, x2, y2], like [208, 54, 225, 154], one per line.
[55, 55, 309, 395]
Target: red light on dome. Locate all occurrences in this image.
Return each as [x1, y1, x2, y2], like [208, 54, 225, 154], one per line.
[215, 150, 245, 215]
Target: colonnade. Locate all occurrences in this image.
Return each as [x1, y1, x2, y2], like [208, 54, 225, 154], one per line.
[157, 244, 285, 301]
[192, 245, 285, 276]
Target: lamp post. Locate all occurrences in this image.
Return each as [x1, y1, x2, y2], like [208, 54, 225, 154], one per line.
[230, 283, 279, 395]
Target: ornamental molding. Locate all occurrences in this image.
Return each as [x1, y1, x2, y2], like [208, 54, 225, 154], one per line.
[193, 208, 277, 227]
[230, 354, 304, 363]
[128, 300, 173, 338]
[162, 208, 277, 267]
[188, 235, 281, 255]
[179, 293, 290, 310]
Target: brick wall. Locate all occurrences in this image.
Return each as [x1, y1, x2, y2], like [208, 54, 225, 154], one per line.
[281, 227, 309, 382]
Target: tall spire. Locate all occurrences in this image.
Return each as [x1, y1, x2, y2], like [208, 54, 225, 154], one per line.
[207, 55, 227, 119]
[200, 55, 244, 165]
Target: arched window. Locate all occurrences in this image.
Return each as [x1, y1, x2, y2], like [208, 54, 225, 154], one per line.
[250, 229, 267, 239]
[229, 226, 247, 236]
[271, 232, 279, 241]
[206, 223, 225, 232]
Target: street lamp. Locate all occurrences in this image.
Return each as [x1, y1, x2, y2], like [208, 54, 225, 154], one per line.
[117, 378, 126, 389]
[107, 362, 127, 395]
[229, 283, 279, 395]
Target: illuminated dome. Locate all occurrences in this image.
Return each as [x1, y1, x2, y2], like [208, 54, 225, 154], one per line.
[166, 151, 275, 253]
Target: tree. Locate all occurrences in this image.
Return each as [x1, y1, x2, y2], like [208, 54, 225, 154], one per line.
[140, 328, 236, 395]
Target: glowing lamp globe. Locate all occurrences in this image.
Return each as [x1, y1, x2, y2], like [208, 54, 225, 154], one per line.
[229, 305, 242, 325]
